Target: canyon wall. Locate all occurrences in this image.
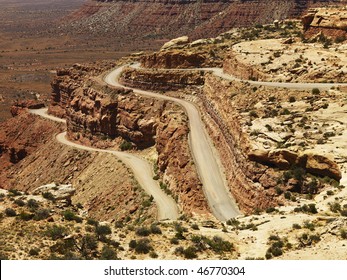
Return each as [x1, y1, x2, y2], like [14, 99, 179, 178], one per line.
[119, 67, 205, 91]
[49, 63, 208, 215]
[303, 7, 347, 40]
[64, 0, 345, 46]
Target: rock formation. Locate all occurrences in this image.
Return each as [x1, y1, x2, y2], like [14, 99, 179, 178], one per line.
[49, 62, 208, 215]
[32, 183, 76, 204]
[248, 149, 342, 181]
[62, 0, 344, 48]
[303, 7, 347, 40]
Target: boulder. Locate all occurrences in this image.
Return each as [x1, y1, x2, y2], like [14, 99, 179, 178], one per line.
[299, 153, 342, 181]
[248, 149, 341, 181]
[161, 36, 189, 50]
[32, 182, 76, 203]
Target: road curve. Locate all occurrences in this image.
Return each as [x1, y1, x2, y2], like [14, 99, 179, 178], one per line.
[105, 67, 241, 221]
[30, 108, 179, 221]
[132, 62, 347, 90]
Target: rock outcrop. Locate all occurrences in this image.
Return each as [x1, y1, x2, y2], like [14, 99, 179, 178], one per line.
[248, 149, 342, 181]
[120, 67, 205, 91]
[62, 0, 344, 49]
[32, 183, 76, 203]
[10, 100, 45, 117]
[49, 63, 208, 215]
[303, 7, 347, 40]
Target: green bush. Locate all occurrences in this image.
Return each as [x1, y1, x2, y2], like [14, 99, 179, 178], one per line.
[96, 225, 112, 239]
[191, 224, 199, 230]
[29, 248, 40, 256]
[129, 240, 137, 249]
[312, 88, 320, 95]
[46, 225, 68, 240]
[135, 227, 151, 237]
[42, 192, 55, 201]
[34, 209, 50, 221]
[135, 238, 152, 254]
[100, 246, 118, 260]
[27, 199, 39, 209]
[14, 199, 25, 206]
[19, 211, 34, 221]
[120, 141, 132, 151]
[150, 224, 162, 235]
[8, 189, 21, 196]
[5, 208, 17, 217]
[183, 246, 198, 259]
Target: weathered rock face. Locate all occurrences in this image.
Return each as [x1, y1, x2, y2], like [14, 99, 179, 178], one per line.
[303, 7, 347, 40]
[202, 74, 279, 213]
[223, 52, 268, 81]
[249, 149, 342, 181]
[49, 63, 208, 215]
[156, 110, 208, 214]
[32, 183, 76, 203]
[140, 50, 210, 69]
[64, 0, 343, 47]
[0, 113, 63, 188]
[120, 67, 205, 91]
[10, 100, 45, 117]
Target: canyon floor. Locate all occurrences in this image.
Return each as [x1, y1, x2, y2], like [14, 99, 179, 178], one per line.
[1, 3, 347, 260]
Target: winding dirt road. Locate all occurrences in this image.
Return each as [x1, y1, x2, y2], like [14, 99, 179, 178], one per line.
[105, 67, 241, 221]
[30, 108, 179, 221]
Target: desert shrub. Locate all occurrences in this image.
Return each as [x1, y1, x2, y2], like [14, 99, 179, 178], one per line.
[5, 208, 17, 217]
[249, 111, 258, 118]
[340, 210, 347, 217]
[62, 210, 82, 223]
[268, 235, 281, 241]
[284, 192, 292, 200]
[42, 192, 55, 201]
[183, 246, 198, 259]
[87, 218, 99, 227]
[298, 233, 321, 246]
[150, 224, 162, 235]
[46, 225, 68, 240]
[8, 189, 21, 196]
[100, 246, 117, 260]
[27, 199, 39, 209]
[95, 224, 112, 239]
[266, 207, 276, 213]
[294, 204, 317, 214]
[303, 220, 315, 231]
[135, 227, 151, 237]
[0, 252, 9, 260]
[82, 234, 98, 252]
[149, 251, 158, 258]
[292, 223, 301, 229]
[119, 141, 132, 151]
[191, 224, 199, 230]
[19, 211, 34, 221]
[312, 88, 320, 95]
[14, 199, 25, 206]
[115, 220, 124, 229]
[135, 238, 152, 254]
[34, 209, 50, 221]
[288, 96, 296, 103]
[170, 238, 179, 245]
[340, 229, 347, 239]
[330, 202, 341, 213]
[206, 236, 233, 254]
[29, 248, 40, 256]
[129, 240, 137, 249]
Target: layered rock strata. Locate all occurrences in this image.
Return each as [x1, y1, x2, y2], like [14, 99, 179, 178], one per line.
[303, 7, 347, 40]
[119, 67, 205, 91]
[49, 64, 208, 215]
